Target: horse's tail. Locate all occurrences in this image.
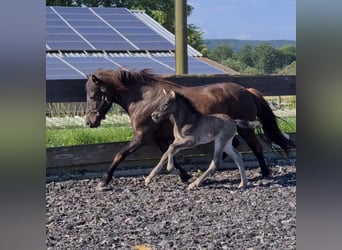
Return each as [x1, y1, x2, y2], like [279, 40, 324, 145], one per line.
[247, 88, 296, 154]
[235, 119, 262, 129]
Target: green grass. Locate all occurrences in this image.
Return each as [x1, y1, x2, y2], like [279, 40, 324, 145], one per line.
[277, 116, 296, 133]
[46, 117, 295, 148]
[46, 126, 133, 147]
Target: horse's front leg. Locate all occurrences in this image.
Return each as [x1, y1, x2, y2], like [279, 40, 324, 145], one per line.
[96, 134, 144, 191]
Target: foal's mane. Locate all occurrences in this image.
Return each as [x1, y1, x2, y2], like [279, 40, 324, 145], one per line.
[173, 90, 200, 115]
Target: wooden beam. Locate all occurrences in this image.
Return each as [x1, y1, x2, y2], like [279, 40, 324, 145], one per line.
[46, 75, 296, 103]
[47, 133, 296, 171]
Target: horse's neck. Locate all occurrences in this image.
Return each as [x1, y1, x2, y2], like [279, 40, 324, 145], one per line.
[110, 82, 148, 114]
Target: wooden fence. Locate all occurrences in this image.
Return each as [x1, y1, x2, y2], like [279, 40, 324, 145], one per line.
[46, 75, 296, 176]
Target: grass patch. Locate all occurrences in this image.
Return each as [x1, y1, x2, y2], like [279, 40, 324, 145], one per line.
[277, 116, 296, 133]
[46, 117, 295, 148]
[46, 126, 133, 147]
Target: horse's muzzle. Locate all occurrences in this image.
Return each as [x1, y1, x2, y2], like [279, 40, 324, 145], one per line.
[86, 116, 101, 128]
[151, 112, 160, 123]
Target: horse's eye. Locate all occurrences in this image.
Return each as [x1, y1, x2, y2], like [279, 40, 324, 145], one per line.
[161, 104, 168, 111]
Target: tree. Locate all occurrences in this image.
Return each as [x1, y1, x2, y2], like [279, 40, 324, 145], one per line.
[235, 44, 254, 67]
[253, 43, 282, 74]
[207, 44, 234, 63]
[46, 0, 73, 5]
[187, 24, 208, 55]
[278, 45, 296, 66]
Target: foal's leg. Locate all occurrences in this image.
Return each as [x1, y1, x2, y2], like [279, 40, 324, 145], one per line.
[224, 137, 247, 188]
[145, 138, 194, 185]
[188, 139, 225, 190]
[166, 138, 195, 172]
[144, 150, 170, 186]
[155, 139, 191, 182]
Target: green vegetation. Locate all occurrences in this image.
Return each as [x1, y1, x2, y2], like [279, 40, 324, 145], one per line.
[47, 126, 133, 147]
[46, 116, 295, 147]
[207, 42, 296, 75]
[277, 117, 296, 133]
[277, 61, 296, 75]
[205, 39, 296, 51]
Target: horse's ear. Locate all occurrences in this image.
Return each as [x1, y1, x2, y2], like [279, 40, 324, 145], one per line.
[92, 74, 100, 84]
[100, 85, 106, 92]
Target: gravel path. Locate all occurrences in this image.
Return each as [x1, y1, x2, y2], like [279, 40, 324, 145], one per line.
[46, 165, 296, 249]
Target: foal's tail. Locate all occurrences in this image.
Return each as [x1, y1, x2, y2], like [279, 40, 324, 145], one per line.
[247, 88, 296, 154]
[235, 119, 261, 129]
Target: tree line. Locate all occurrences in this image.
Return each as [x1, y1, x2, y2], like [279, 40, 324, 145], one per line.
[207, 43, 296, 74]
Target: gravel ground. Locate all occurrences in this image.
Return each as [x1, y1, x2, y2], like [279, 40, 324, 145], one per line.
[46, 164, 296, 249]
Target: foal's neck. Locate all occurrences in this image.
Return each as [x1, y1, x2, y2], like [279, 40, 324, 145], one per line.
[172, 94, 200, 129]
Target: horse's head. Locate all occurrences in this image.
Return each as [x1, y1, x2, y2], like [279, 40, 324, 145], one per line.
[85, 74, 113, 128]
[151, 88, 176, 123]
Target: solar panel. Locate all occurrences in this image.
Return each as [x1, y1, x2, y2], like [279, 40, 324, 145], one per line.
[46, 57, 85, 79]
[107, 55, 174, 74]
[46, 53, 225, 80]
[46, 8, 94, 50]
[155, 56, 224, 75]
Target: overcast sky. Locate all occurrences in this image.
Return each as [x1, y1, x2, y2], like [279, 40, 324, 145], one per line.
[187, 0, 296, 40]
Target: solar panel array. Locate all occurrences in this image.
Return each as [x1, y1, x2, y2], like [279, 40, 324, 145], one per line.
[46, 6, 226, 79]
[46, 53, 224, 80]
[46, 6, 174, 51]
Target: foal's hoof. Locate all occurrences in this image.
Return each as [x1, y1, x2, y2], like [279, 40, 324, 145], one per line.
[144, 177, 151, 186]
[96, 182, 110, 192]
[238, 182, 247, 189]
[187, 182, 198, 190]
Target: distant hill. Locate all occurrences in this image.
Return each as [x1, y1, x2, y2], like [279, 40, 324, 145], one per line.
[204, 39, 296, 51]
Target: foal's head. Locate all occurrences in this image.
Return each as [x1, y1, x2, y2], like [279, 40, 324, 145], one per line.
[85, 74, 113, 128]
[151, 89, 177, 123]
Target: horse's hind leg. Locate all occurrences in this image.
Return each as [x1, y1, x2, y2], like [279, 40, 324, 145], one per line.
[155, 139, 191, 182]
[224, 138, 247, 188]
[237, 128, 270, 177]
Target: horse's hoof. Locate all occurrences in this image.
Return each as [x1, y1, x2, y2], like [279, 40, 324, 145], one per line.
[238, 182, 247, 189]
[180, 173, 192, 183]
[261, 170, 271, 178]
